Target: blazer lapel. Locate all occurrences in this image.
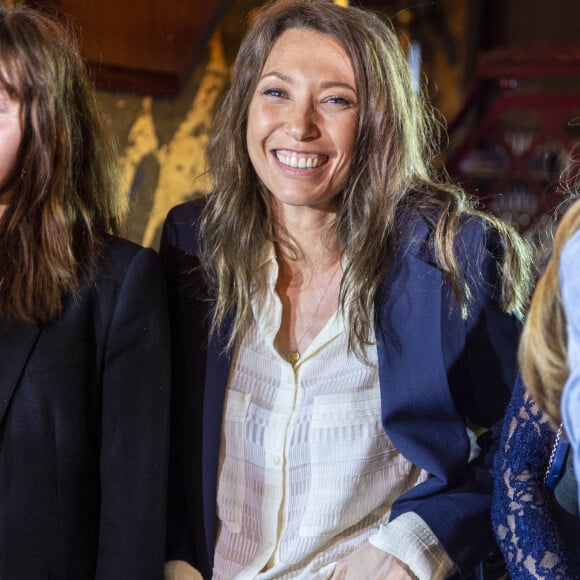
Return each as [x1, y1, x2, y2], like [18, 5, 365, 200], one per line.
[375, 250, 469, 481]
[202, 310, 234, 568]
[0, 317, 42, 426]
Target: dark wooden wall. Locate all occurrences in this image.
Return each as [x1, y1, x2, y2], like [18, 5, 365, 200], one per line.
[483, 0, 580, 49]
[41, 0, 231, 94]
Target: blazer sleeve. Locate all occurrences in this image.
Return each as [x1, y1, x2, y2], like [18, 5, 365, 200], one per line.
[387, 217, 523, 577]
[95, 246, 171, 580]
[159, 201, 212, 576]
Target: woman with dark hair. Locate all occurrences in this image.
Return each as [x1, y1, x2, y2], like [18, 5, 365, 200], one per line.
[0, 3, 170, 578]
[161, 0, 532, 578]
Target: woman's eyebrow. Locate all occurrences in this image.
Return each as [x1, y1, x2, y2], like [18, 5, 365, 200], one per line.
[260, 71, 357, 94]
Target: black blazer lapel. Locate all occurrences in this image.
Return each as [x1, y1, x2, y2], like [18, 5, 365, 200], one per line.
[0, 317, 42, 426]
[202, 310, 234, 570]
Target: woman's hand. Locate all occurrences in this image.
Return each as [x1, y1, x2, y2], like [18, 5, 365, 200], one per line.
[330, 542, 415, 579]
[164, 560, 203, 580]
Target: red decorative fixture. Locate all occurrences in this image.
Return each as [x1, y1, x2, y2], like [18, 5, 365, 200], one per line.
[445, 47, 580, 235]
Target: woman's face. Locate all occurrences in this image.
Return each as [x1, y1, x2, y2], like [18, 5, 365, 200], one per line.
[0, 86, 23, 205]
[246, 27, 359, 214]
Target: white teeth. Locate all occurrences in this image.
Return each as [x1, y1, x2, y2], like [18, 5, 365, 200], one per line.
[276, 152, 325, 168]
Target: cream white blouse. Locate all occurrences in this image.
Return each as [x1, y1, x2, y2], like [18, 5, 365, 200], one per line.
[211, 246, 455, 579]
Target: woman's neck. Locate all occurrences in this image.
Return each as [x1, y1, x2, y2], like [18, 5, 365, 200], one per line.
[276, 243, 340, 288]
[274, 235, 343, 364]
[273, 203, 340, 277]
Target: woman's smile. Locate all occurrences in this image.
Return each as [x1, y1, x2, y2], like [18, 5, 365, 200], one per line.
[274, 149, 328, 170]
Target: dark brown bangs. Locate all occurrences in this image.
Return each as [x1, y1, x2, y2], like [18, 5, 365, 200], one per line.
[0, 29, 27, 103]
[0, 61, 18, 99]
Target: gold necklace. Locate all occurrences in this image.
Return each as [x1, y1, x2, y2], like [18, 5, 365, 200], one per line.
[287, 262, 341, 365]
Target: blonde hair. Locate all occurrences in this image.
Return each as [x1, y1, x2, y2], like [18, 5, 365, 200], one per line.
[520, 197, 580, 427]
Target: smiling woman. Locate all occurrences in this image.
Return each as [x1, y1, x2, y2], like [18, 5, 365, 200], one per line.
[244, 26, 358, 363]
[160, 1, 532, 579]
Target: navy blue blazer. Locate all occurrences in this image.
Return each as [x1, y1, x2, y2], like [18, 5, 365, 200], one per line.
[161, 200, 521, 578]
[0, 236, 171, 580]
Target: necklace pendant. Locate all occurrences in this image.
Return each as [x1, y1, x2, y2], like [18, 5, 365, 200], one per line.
[287, 350, 300, 365]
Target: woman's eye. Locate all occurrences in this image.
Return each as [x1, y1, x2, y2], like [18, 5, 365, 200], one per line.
[260, 87, 286, 98]
[325, 96, 352, 106]
[0, 91, 19, 116]
[0, 100, 12, 115]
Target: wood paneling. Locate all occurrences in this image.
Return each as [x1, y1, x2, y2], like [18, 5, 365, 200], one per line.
[57, 0, 230, 94]
[483, 0, 580, 49]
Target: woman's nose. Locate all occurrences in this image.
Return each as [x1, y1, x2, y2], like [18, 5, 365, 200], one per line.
[286, 102, 319, 141]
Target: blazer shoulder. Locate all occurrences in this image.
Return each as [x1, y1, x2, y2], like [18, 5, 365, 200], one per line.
[166, 198, 205, 223]
[97, 235, 163, 285]
[399, 209, 500, 267]
[395, 209, 436, 264]
[161, 199, 205, 256]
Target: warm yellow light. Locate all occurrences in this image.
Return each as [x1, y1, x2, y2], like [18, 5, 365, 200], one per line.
[333, 0, 349, 6]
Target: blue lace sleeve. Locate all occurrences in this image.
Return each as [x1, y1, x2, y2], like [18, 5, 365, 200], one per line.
[492, 375, 572, 579]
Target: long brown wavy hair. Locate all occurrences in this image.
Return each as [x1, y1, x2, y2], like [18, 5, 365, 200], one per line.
[520, 197, 580, 427]
[201, 0, 532, 358]
[0, 3, 127, 325]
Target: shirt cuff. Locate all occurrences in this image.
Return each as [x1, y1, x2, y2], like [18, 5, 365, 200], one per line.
[368, 512, 457, 580]
[164, 560, 204, 580]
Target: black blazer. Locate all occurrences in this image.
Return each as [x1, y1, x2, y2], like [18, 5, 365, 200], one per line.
[0, 236, 171, 580]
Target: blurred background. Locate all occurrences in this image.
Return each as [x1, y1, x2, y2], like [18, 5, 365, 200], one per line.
[15, 0, 580, 259]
